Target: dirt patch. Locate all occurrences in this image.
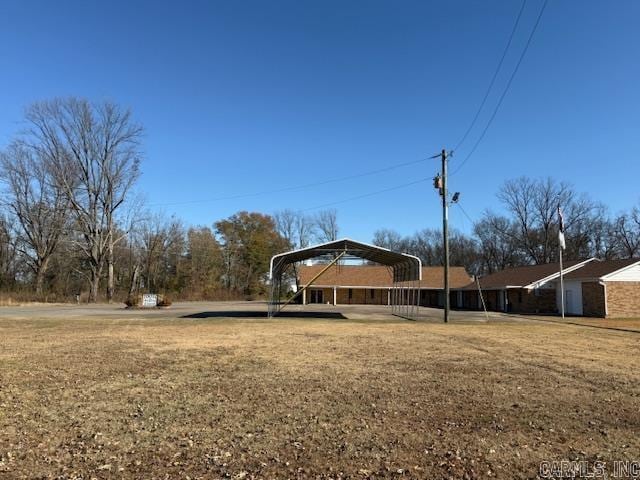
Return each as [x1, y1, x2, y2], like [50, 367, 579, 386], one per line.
[1, 316, 639, 479]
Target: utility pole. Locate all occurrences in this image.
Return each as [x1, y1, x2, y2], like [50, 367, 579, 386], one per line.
[441, 149, 450, 323]
[433, 149, 456, 323]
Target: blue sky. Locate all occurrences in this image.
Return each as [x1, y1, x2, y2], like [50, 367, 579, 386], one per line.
[1, 0, 638, 240]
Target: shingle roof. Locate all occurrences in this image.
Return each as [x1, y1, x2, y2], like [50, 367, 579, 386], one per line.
[563, 258, 640, 280]
[298, 264, 473, 289]
[466, 259, 590, 290]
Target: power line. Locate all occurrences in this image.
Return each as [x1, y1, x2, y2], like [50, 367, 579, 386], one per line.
[455, 202, 476, 226]
[149, 157, 431, 207]
[453, 0, 528, 152]
[451, 0, 549, 177]
[301, 178, 428, 212]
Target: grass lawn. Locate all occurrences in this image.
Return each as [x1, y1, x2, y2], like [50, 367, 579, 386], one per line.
[1, 314, 639, 479]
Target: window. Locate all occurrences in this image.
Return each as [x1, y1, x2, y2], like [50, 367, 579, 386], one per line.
[348, 288, 353, 299]
[518, 291, 523, 303]
[370, 289, 375, 299]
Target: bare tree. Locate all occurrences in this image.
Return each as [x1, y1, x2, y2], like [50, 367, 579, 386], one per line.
[274, 209, 316, 249]
[0, 143, 68, 294]
[314, 209, 339, 243]
[274, 209, 316, 289]
[497, 177, 599, 264]
[22, 98, 142, 302]
[0, 214, 18, 290]
[134, 213, 184, 294]
[372, 228, 404, 251]
[274, 209, 297, 250]
[611, 209, 640, 258]
[473, 214, 524, 274]
[295, 213, 316, 249]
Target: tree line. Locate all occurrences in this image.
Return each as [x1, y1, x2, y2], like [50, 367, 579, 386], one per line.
[0, 99, 341, 304]
[373, 177, 640, 275]
[2, 97, 638, 302]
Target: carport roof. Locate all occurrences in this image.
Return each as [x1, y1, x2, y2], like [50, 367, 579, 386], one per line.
[269, 238, 422, 282]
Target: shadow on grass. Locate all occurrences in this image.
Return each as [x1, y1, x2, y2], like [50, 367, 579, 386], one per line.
[181, 311, 348, 319]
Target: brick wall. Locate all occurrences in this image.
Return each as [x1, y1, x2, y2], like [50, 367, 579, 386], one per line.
[336, 288, 388, 305]
[481, 290, 499, 311]
[461, 291, 480, 309]
[306, 288, 334, 304]
[604, 282, 640, 318]
[581, 282, 605, 317]
[507, 288, 557, 314]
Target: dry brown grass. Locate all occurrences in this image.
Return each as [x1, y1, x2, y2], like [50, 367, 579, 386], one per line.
[1, 314, 639, 479]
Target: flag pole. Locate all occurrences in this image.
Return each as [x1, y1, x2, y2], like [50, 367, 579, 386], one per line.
[559, 246, 565, 319]
[558, 203, 566, 319]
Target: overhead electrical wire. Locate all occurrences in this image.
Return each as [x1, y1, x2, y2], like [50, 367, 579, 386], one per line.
[455, 202, 476, 226]
[453, 0, 528, 152]
[149, 157, 431, 207]
[301, 178, 428, 212]
[451, 0, 549, 177]
[149, 2, 547, 213]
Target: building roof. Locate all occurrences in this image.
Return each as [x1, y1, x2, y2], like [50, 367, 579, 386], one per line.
[269, 238, 422, 283]
[298, 264, 473, 289]
[563, 258, 640, 280]
[467, 258, 594, 290]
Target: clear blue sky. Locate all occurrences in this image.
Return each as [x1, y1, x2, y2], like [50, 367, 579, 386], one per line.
[1, 0, 638, 240]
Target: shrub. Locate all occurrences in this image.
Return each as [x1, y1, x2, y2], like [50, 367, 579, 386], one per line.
[124, 294, 143, 308]
[157, 295, 172, 307]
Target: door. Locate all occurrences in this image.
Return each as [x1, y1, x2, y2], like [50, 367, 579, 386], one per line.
[310, 289, 323, 304]
[497, 290, 505, 311]
[562, 281, 583, 315]
[564, 289, 573, 314]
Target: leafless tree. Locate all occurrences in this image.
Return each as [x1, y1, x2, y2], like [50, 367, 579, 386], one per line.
[295, 213, 316, 249]
[611, 209, 640, 258]
[372, 228, 404, 251]
[133, 213, 184, 294]
[274, 209, 316, 249]
[21, 98, 142, 302]
[0, 143, 69, 294]
[0, 214, 18, 289]
[473, 214, 524, 274]
[497, 177, 599, 264]
[274, 209, 316, 289]
[314, 209, 339, 243]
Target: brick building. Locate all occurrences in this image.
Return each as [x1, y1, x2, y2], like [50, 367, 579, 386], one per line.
[297, 264, 473, 307]
[555, 258, 640, 317]
[460, 258, 640, 318]
[458, 259, 594, 314]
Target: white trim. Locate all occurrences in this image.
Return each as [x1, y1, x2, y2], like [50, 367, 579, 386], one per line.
[300, 284, 458, 290]
[599, 280, 608, 317]
[524, 258, 597, 289]
[301, 285, 391, 289]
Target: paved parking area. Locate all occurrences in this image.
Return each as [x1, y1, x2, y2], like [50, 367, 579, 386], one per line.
[0, 301, 507, 323]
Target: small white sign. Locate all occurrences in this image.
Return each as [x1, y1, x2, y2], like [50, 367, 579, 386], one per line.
[142, 294, 158, 308]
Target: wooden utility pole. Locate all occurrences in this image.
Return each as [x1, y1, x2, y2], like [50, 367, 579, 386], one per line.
[441, 149, 450, 323]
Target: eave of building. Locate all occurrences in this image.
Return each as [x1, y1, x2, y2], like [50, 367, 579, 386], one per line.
[600, 260, 640, 281]
[302, 284, 452, 290]
[523, 258, 597, 290]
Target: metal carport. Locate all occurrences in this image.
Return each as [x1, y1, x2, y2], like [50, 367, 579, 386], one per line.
[268, 238, 422, 319]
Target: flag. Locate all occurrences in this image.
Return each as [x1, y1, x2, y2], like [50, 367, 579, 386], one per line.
[558, 205, 566, 250]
